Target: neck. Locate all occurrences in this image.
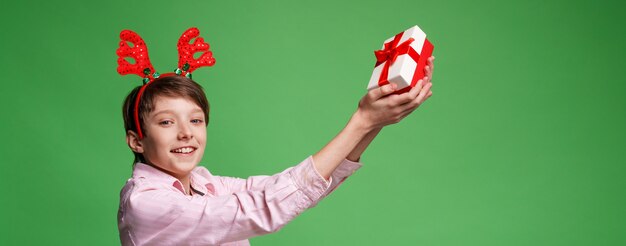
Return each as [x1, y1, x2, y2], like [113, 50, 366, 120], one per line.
[145, 163, 193, 195]
[178, 175, 192, 195]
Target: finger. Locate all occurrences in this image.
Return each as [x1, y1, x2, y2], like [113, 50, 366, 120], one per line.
[416, 76, 429, 90]
[397, 84, 429, 111]
[398, 105, 417, 119]
[426, 56, 435, 79]
[396, 79, 424, 105]
[415, 82, 432, 104]
[411, 78, 425, 97]
[392, 79, 425, 106]
[397, 85, 432, 114]
[370, 83, 397, 100]
[399, 89, 431, 117]
[398, 99, 423, 119]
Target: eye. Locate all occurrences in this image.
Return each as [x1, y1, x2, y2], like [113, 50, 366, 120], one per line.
[191, 119, 204, 124]
[159, 120, 174, 126]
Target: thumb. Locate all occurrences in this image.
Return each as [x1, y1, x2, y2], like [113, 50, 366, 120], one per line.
[371, 83, 397, 100]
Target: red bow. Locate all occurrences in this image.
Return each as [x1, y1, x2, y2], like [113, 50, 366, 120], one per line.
[373, 33, 420, 89]
[374, 37, 415, 67]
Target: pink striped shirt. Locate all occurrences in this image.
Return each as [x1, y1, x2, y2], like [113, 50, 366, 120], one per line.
[117, 156, 362, 245]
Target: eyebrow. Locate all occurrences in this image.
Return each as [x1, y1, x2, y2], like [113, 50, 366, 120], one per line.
[152, 109, 204, 118]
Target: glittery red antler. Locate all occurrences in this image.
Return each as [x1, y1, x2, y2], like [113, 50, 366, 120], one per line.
[177, 27, 216, 76]
[117, 30, 156, 83]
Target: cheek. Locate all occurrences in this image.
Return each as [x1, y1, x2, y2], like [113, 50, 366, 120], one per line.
[196, 127, 207, 141]
[144, 135, 169, 153]
[198, 134, 207, 145]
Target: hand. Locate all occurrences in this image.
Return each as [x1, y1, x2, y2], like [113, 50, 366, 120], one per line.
[354, 56, 435, 130]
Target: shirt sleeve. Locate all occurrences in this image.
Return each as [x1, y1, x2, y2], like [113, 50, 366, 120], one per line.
[119, 156, 354, 245]
[314, 158, 362, 205]
[217, 157, 362, 207]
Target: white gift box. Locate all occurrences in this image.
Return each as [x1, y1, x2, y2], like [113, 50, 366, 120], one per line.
[367, 25, 434, 94]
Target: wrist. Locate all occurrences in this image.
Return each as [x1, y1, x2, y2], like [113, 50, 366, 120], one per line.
[349, 110, 375, 134]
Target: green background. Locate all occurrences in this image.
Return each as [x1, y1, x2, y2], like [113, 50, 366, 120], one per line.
[1, 0, 624, 245]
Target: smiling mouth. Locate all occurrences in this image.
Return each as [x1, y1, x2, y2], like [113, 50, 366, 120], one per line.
[170, 147, 197, 154]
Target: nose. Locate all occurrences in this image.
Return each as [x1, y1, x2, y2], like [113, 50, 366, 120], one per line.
[177, 122, 193, 140]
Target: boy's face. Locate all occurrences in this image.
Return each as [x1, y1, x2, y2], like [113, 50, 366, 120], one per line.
[135, 96, 206, 178]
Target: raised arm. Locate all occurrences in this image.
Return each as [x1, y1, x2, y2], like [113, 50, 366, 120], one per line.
[346, 127, 382, 162]
[314, 57, 435, 175]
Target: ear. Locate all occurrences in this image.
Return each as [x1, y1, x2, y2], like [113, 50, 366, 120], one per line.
[126, 130, 144, 153]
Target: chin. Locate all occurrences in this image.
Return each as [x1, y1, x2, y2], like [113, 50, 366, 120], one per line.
[147, 150, 204, 177]
[172, 160, 200, 174]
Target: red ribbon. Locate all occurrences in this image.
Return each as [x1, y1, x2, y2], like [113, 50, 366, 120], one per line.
[374, 33, 421, 89]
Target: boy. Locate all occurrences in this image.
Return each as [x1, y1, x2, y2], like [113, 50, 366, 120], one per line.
[117, 28, 434, 246]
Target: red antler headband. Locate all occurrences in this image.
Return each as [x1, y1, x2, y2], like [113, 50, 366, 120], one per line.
[116, 27, 216, 139]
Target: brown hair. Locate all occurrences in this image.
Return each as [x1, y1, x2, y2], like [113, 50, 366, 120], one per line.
[122, 75, 210, 163]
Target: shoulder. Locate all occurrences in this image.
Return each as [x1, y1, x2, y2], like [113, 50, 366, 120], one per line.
[119, 177, 185, 223]
[119, 176, 176, 204]
[191, 165, 213, 178]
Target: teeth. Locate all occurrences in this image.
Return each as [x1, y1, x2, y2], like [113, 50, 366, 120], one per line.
[172, 147, 194, 154]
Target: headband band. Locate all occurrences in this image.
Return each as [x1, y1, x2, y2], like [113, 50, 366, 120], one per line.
[116, 27, 216, 139]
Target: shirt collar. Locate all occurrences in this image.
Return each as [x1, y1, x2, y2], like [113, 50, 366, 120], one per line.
[133, 163, 214, 196]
